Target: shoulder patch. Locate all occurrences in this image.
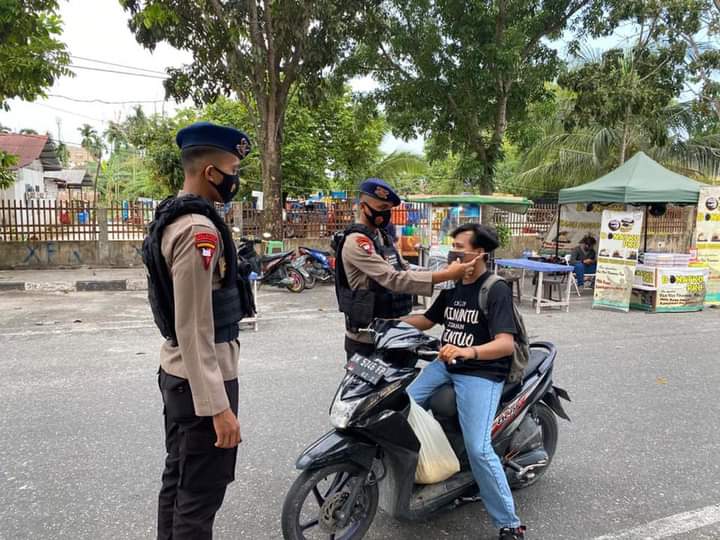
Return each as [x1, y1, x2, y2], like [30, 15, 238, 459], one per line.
[355, 236, 374, 255]
[195, 232, 218, 270]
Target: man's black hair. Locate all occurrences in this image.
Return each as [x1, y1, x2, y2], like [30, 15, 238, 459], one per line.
[451, 222, 499, 252]
[581, 234, 597, 246]
[180, 145, 228, 174]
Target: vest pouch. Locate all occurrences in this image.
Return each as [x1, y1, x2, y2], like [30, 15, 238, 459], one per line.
[212, 286, 242, 343]
[339, 287, 375, 331]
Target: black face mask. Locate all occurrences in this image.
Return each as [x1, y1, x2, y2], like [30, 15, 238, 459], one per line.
[363, 203, 392, 227]
[447, 250, 487, 265]
[209, 166, 240, 204]
[447, 250, 465, 264]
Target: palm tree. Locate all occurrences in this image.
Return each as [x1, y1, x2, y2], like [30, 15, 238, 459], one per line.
[78, 124, 105, 204]
[0, 150, 18, 190]
[510, 118, 720, 197]
[363, 151, 429, 193]
[104, 121, 127, 152]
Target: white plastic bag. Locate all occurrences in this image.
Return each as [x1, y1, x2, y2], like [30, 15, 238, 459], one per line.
[407, 397, 461, 484]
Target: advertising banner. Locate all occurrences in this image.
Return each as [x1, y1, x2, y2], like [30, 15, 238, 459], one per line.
[542, 203, 603, 256]
[592, 209, 644, 311]
[694, 186, 720, 305]
[655, 268, 708, 312]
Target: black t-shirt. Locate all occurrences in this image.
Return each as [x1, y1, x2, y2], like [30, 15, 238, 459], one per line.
[425, 272, 516, 381]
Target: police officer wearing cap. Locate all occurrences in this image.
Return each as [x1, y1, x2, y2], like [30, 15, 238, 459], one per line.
[142, 121, 255, 539]
[335, 178, 478, 359]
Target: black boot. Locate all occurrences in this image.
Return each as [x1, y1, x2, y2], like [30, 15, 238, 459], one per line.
[498, 525, 526, 540]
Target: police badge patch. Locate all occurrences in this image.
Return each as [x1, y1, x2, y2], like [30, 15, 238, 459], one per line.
[195, 232, 218, 270]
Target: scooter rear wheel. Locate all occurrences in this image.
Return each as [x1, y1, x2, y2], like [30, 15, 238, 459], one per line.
[286, 267, 306, 293]
[509, 402, 558, 489]
[281, 463, 378, 540]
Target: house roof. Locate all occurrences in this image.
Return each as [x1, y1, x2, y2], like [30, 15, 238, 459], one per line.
[45, 168, 93, 187]
[0, 133, 62, 171]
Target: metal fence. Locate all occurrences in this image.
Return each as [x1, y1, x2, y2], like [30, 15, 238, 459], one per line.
[492, 203, 558, 237]
[0, 198, 695, 244]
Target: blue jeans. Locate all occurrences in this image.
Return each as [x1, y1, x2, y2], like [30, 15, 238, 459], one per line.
[573, 262, 596, 286]
[407, 360, 521, 529]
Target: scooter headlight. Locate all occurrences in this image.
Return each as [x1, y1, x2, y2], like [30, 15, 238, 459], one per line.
[329, 380, 403, 430]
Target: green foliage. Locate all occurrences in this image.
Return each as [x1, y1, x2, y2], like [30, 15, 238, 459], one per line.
[495, 223, 512, 249]
[119, 0, 378, 234]
[0, 0, 71, 110]
[355, 0, 599, 194]
[99, 90, 388, 201]
[0, 150, 18, 190]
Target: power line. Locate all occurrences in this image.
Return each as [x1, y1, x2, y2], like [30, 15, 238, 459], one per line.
[48, 94, 166, 105]
[28, 101, 108, 123]
[69, 64, 168, 80]
[70, 55, 168, 76]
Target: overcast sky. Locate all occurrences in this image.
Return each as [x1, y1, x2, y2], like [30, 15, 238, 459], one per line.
[0, 0, 423, 154]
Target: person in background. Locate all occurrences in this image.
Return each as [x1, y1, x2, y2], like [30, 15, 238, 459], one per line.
[570, 234, 597, 288]
[384, 221, 399, 246]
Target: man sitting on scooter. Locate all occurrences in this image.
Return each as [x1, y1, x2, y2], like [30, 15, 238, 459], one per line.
[403, 223, 526, 540]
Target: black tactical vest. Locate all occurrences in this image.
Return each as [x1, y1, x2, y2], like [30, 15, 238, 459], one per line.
[142, 195, 255, 345]
[335, 224, 414, 332]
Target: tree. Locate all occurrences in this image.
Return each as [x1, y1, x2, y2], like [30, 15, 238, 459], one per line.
[0, 0, 71, 110]
[0, 151, 18, 190]
[78, 124, 105, 204]
[120, 0, 377, 236]
[19, 128, 39, 135]
[104, 121, 128, 152]
[355, 0, 609, 208]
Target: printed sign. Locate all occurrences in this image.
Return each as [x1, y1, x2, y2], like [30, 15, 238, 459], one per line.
[593, 209, 644, 311]
[694, 186, 720, 305]
[542, 203, 631, 256]
[655, 268, 708, 312]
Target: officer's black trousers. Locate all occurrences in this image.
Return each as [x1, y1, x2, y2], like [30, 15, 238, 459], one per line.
[157, 369, 239, 540]
[344, 336, 376, 361]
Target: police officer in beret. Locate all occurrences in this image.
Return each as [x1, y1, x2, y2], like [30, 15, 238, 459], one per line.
[142, 121, 255, 539]
[335, 178, 477, 359]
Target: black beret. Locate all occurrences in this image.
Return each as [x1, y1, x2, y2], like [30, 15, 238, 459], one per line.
[176, 121, 251, 160]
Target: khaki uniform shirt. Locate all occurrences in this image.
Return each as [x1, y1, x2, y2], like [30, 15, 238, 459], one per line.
[159, 213, 239, 417]
[342, 231, 433, 344]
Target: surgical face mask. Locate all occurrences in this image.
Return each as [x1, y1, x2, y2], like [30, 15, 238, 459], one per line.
[209, 166, 240, 204]
[363, 203, 392, 227]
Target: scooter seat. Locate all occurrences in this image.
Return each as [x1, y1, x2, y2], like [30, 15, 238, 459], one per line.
[428, 347, 551, 418]
[261, 250, 293, 262]
[300, 246, 332, 256]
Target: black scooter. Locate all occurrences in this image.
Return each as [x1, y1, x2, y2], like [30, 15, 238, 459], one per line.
[281, 320, 571, 539]
[237, 237, 308, 293]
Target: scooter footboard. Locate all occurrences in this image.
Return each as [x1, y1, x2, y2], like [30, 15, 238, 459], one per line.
[296, 430, 377, 471]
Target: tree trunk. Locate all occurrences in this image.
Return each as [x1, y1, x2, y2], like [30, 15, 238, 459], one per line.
[92, 158, 101, 206]
[619, 103, 632, 165]
[260, 119, 284, 239]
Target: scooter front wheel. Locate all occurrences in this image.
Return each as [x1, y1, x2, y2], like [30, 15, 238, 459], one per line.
[281, 463, 378, 540]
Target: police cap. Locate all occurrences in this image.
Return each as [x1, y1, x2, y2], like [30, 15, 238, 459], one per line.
[176, 121, 251, 160]
[359, 177, 401, 207]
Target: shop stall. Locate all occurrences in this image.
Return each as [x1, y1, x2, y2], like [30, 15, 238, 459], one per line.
[556, 152, 711, 312]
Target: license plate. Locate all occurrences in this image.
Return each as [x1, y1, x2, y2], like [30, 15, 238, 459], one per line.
[347, 354, 388, 385]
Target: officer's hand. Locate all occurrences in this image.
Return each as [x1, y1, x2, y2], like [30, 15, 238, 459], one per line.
[213, 408, 242, 449]
[446, 256, 480, 281]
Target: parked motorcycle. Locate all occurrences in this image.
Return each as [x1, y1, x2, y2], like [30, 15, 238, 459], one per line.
[237, 235, 308, 293]
[296, 246, 335, 289]
[281, 319, 570, 539]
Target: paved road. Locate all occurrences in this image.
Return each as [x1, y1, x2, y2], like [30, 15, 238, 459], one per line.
[1, 286, 719, 539]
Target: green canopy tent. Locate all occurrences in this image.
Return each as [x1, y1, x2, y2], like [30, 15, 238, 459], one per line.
[556, 152, 707, 254]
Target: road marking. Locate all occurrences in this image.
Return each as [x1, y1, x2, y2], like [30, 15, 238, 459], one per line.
[593, 504, 720, 539]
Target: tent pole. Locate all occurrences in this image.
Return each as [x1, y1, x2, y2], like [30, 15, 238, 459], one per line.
[555, 203, 561, 258]
[643, 205, 649, 253]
